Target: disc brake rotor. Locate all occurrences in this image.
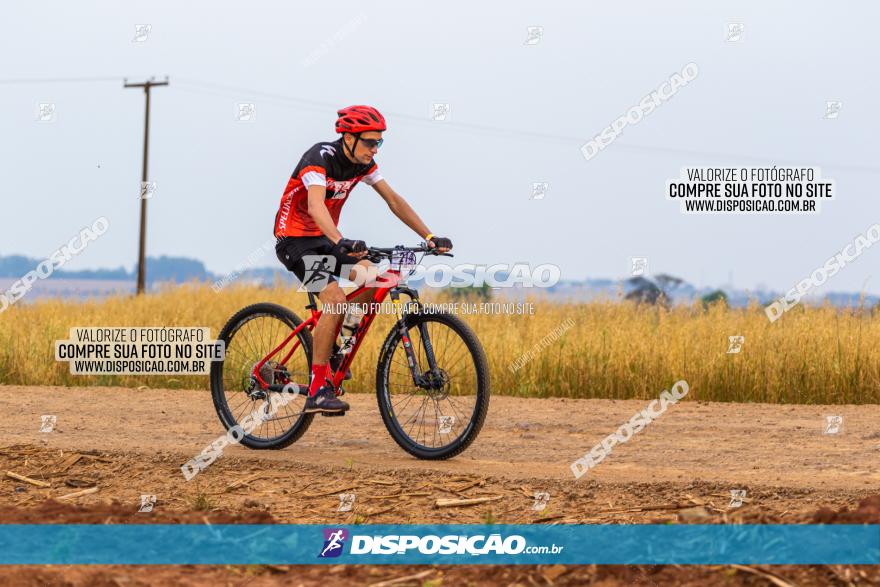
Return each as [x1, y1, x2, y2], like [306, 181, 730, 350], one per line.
[422, 368, 450, 400]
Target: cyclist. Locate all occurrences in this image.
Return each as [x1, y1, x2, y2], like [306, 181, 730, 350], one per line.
[274, 105, 452, 413]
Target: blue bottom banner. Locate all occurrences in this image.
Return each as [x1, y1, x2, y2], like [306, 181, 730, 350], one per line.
[0, 524, 877, 565]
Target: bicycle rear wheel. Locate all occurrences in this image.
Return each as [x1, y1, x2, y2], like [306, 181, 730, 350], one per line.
[376, 310, 490, 460]
[210, 302, 314, 449]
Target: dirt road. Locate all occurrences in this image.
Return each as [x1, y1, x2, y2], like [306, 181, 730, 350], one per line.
[2, 384, 878, 515]
[2, 385, 879, 585]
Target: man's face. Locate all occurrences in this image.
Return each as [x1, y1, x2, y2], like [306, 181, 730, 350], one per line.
[345, 131, 383, 165]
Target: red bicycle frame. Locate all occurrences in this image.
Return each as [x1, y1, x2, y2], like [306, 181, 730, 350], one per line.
[251, 268, 410, 391]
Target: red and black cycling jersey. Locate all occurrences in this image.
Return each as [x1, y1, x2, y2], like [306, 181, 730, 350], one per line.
[273, 138, 383, 238]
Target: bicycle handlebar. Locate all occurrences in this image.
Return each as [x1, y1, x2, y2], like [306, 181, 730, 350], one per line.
[366, 243, 454, 259]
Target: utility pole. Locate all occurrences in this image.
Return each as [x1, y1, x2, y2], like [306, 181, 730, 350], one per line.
[124, 76, 169, 295]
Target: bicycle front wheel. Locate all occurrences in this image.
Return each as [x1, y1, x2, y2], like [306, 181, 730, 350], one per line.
[376, 310, 490, 460]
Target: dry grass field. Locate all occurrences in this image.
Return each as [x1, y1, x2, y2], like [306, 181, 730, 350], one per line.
[1, 283, 878, 404]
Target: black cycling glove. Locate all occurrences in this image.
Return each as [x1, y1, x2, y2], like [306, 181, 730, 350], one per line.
[333, 238, 367, 256]
[428, 236, 452, 250]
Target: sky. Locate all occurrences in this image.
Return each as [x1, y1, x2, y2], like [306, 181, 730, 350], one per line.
[1, 1, 878, 294]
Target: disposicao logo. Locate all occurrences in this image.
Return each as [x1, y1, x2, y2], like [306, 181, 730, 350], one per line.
[319, 528, 348, 558]
[349, 533, 528, 555]
[317, 530, 561, 557]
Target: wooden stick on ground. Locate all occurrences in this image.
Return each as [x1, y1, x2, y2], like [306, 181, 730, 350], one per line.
[6, 471, 50, 488]
[368, 570, 434, 587]
[728, 564, 796, 587]
[362, 492, 431, 500]
[601, 503, 695, 515]
[78, 454, 114, 463]
[51, 454, 83, 475]
[435, 496, 503, 508]
[429, 483, 467, 497]
[303, 485, 358, 499]
[225, 472, 263, 491]
[287, 482, 314, 496]
[57, 486, 98, 500]
[449, 480, 484, 494]
[533, 514, 565, 523]
[365, 503, 402, 518]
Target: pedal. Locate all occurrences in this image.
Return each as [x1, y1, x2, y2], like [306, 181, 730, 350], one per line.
[320, 411, 347, 417]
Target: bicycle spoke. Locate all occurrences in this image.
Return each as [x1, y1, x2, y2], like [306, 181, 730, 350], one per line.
[219, 312, 310, 444]
[391, 388, 421, 417]
[383, 315, 481, 451]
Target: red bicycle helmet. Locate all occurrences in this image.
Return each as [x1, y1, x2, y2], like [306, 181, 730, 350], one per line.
[335, 105, 386, 134]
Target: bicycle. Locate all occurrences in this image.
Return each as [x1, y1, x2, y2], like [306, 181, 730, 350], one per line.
[209, 243, 490, 460]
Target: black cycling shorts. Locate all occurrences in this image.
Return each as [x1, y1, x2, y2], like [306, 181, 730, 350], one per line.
[275, 235, 361, 290]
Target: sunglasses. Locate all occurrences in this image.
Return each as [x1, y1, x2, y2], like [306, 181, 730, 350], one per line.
[358, 137, 384, 149]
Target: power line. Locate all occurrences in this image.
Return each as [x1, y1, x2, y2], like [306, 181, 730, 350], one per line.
[174, 77, 587, 145]
[4, 74, 878, 174]
[0, 76, 125, 84]
[172, 78, 880, 173]
[169, 84, 329, 114]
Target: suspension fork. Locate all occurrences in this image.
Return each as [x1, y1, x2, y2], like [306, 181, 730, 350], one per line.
[391, 287, 440, 386]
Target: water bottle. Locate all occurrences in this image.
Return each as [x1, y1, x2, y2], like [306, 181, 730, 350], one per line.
[336, 304, 364, 355]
